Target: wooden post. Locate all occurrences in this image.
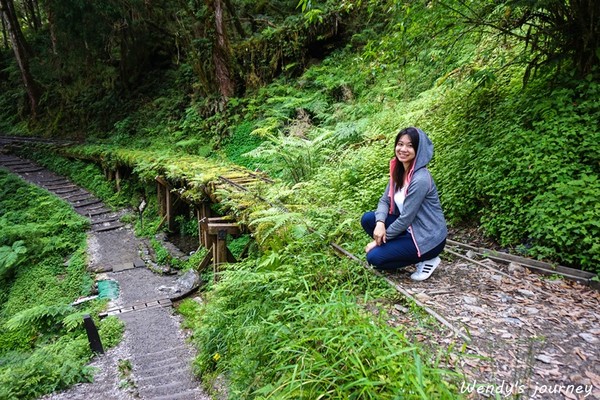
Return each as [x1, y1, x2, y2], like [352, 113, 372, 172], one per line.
[83, 314, 104, 354]
[115, 168, 121, 192]
[156, 177, 166, 217]
[166, 188, 173, 232]
[155, 176, 174, 231]
[197, 202, 211, 248]
[207, 222, 240, 281]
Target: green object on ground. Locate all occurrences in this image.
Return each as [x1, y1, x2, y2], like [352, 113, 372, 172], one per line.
[97, 279, 119, 299]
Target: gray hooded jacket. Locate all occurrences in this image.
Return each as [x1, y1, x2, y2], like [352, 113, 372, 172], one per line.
[374, 128, 447, 257]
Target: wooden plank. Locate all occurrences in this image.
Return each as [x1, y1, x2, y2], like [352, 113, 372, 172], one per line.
[446, 239, 595, 280]
[197, 246, 213, 272]
[73, 199, 102, 208]
[166, 186, 174, 231]
[207, 216, 235, 223]
[13, 167, 44, 173]
[207, 223, 240, 235]
[85, 208, 112, 217]
[155, 175, 170, 187]
[52, 187, 80, 195]
[45, 183, 76, 190]
[91, 215, 120, 225]
[93, 223, 124, 232]
[69, 194, 95, 202]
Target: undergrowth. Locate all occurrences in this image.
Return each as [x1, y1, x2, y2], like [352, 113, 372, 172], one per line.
[0, 170, 124, 399]
[179, 239, 461, 399]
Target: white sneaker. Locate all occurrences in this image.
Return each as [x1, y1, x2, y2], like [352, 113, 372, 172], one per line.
[410, 256, 441, 281]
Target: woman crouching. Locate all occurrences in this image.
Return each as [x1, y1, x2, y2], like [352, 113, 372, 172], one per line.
[361, 127, 447, 281]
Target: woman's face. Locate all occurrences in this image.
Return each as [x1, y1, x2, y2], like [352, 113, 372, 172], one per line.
[395, 134, 416, 166]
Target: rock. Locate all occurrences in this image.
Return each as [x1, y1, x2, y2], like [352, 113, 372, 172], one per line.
[504, 317, 523, 326]
[517, 289, 535, 298]
[578, 332, 599, 344]
[158, 285, 177, 294]
[498, 293, 513, 303]
[523, 307, 539, 315]
[507, 262, 525, 274]
[464, 304, 486, 314]
[462, 296, 478, 305]
[175, 269, 201, 294]
[536, 354, 561, 364]
[415, 292, 432, 303]
[394, 304, 409, 313]
[192, 296, 204, 305]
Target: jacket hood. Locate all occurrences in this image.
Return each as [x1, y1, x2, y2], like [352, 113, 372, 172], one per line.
[413, 127, 434, 171]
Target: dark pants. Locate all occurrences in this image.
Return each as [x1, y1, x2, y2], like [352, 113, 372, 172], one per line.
[361, 211, 446, 270]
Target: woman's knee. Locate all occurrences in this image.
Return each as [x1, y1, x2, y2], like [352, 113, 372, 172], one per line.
[361, 211, 376, 233]
[365, 250, 380, 267]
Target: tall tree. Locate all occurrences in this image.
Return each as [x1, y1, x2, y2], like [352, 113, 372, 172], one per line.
[22, 0, 41, 31]
[0, 0, 41, 117]
[206, 0, 234, 98]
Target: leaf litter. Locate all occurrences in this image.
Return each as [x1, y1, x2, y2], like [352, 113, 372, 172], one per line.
[379, 255, 600, 399]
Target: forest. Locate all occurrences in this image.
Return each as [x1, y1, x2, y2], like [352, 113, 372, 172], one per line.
[1, 0, 599, 398]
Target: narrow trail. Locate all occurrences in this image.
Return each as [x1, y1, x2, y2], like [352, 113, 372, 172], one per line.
[0, 154, 209, 400]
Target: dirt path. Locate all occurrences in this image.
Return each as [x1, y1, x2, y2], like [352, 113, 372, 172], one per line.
[0, 154, 210, 400]
[382, 253, 600, 399]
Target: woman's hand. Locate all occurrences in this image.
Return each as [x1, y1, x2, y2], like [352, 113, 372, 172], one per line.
[373, 221, 386, 246]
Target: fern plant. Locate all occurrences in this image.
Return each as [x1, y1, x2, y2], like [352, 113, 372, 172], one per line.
[0, 240, 27, 278]
[248, 207, 309, 251]
[245, 128, 334, 183]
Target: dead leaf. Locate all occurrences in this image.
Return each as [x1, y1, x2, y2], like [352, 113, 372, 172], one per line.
[584, 370, 600, 388]
[535, 366, 561, 377]
[573, 347, 587, 361]
[536, 354, 563, 365]
[414, 292, 432, 303]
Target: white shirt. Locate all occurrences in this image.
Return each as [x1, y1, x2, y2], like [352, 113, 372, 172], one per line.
[394, 188, 406, 214]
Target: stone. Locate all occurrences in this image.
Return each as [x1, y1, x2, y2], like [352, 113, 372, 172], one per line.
[174, 270, 201, 294]
[133, 258, 146, 268]
[507, 262, 525, 274]
[113, 262, 135, 272]
[517, 289, 535, 297]
[579, 332, 599, 344]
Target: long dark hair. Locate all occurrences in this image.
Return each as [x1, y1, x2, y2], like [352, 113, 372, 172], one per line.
[392, 127, 420, 190]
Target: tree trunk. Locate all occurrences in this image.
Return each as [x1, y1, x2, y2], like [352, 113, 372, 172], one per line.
[1, 10, 8, 49]
[45, 4, 57, 54]
[223, 0, 246, 38]
[23, 0, 41, 31]
[207, 0, 234, 98]
[571, 0, 600, 74]
[0, 0, 41, 117]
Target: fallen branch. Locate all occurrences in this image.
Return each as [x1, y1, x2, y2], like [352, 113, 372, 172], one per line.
[330, 242, 471, 343]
